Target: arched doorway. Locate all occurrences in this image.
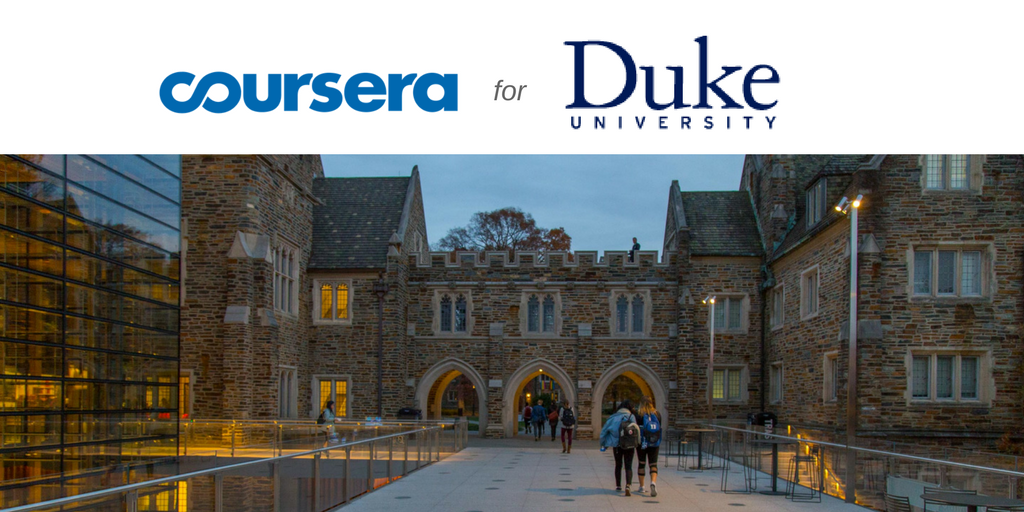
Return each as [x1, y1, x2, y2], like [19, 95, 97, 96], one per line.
[590, 360, 668, 438]
[415, 358, 488, 434]
[502, 359, 576, 437]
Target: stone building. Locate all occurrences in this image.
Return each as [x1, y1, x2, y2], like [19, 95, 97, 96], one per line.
[180, 154, 1024, 449]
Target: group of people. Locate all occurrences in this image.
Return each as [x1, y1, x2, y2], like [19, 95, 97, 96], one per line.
[522, 399, 577, 452]
[600, 396, 662, 498]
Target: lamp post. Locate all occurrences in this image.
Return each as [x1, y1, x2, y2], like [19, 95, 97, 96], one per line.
[703, 295, 716, 424]
[373, 274, 390, 418]
[835, 194, 862, 503]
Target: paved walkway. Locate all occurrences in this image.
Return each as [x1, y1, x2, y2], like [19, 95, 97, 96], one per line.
[342, 436, 870, 512]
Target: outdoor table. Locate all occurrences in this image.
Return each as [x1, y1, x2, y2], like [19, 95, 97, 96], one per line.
[920, 492, 1024, 512]
[751, 438, 798, 496]
[684, 428, 717, 470]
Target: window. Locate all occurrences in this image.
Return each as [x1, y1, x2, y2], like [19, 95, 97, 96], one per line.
[524, 292, 559, 334]
[273, 246, 297, 315]
[278, 367, 297, 418]
[823, 352, 838, 402]
[179, 371, 193, 419]
[924, 155, 970, 190]
[611, 290, 650, 337]
[713, 367, 745, 402]
[435, 291, 471, 334]
[770, 285, 784, 329]
[911, 246, 987, 298]
[770, 363, 783, 404]
[314, 376, 349, 417]
[711, 296, 746, 332]
[313, 279, 351, 324]
[800, 266, 820, 319]
[806, 178, 827, 227]
[910, 352, 984, 403]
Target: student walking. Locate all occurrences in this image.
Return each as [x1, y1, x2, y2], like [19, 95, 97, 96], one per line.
[634, 396, 662, 497]
[317, 400, 342, 447]
[600, 399, 639, 496]
[548, 407, 559, 441]
[531, 400, 547, 441]
[523, 403, 532, 434]
[558, 399, 576, 453]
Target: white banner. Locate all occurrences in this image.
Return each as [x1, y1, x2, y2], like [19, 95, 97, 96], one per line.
[1, 1, 1021, 153]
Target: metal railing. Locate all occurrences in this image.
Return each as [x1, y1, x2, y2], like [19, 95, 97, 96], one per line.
[706, 424, 1024, 511]
[5, 419, 469, 512]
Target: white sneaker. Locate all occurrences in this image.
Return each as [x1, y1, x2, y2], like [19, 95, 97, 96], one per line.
[637, 486, 645, 493]
[650, 482, 657, 497]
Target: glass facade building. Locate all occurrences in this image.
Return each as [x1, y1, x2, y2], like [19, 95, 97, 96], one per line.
[1, 155, 181, 504]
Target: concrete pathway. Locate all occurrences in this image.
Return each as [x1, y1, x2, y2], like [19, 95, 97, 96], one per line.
[342, 436, 870, 512]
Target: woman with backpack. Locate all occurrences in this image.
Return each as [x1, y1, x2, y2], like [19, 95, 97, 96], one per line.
[318, 400, 341, 446]
[558, 399, 576, 453]
[599, 399, 639, 496]
[635, 396, 662, 497]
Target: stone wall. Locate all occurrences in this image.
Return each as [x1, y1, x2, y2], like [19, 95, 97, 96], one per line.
[181, 155, 323, 420]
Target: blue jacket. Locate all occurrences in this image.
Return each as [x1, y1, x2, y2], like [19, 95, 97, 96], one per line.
[600, 408, 636, 448]
[531, 405, 547, 423]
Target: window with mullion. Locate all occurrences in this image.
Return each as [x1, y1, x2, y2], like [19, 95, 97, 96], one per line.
[910, 353, 981, 402]
[912, 248, 985, 298]
[925, 155, 970, 191]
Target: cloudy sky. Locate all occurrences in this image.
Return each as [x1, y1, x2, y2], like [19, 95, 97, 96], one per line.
[321, 155, 744, 251]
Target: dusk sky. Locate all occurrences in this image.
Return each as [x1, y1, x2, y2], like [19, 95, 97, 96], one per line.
[321, 155, 745, 252]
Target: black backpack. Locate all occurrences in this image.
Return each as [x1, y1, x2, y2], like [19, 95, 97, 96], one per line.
[618, 414, 640, 450]
[561, 407, 576, 427]
[316, 411, 326, 425]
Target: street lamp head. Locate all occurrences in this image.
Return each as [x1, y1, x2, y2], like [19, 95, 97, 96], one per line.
[702, 295, 716, 305]
[852, 194, 863, 208]
[835, 197, 850, 214]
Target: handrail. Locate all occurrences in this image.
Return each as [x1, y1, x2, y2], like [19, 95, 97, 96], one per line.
[708, 424, 1024, 479]
[4, 425, 446, 512]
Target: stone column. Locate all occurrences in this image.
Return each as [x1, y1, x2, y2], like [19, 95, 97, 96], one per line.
[575, 323, 595, 439]
[484, 322, 506, 438]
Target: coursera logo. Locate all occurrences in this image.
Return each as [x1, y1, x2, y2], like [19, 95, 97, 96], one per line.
[159, 72, 458, 113]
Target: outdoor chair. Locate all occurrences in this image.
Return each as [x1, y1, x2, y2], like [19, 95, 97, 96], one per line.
[923, 487, 977, 512]
[883, 493, 912, 512]
[785, 445, 821, 502]
[720, 430, 753, 494]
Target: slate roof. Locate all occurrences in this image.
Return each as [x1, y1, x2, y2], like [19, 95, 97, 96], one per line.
[309, 177, 410, 270]
[679, 191, 763, 256]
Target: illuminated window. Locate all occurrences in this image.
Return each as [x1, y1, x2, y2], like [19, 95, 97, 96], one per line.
[712, 367, 744, 402]
[315, 376, 349, 418]
[313, 279, 352, 324]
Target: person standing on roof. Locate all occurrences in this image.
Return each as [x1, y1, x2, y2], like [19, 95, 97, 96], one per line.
[629, 237, 641, 262]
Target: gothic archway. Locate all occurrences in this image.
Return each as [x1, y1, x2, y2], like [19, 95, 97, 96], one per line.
[416, 358, 488, 434]
[590, 359, 668, 439]
[502, 358, 576, 438]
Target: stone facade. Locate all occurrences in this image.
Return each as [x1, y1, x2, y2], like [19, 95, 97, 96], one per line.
[181, 154, 1024, 447]
[181, 155, 323, 420]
